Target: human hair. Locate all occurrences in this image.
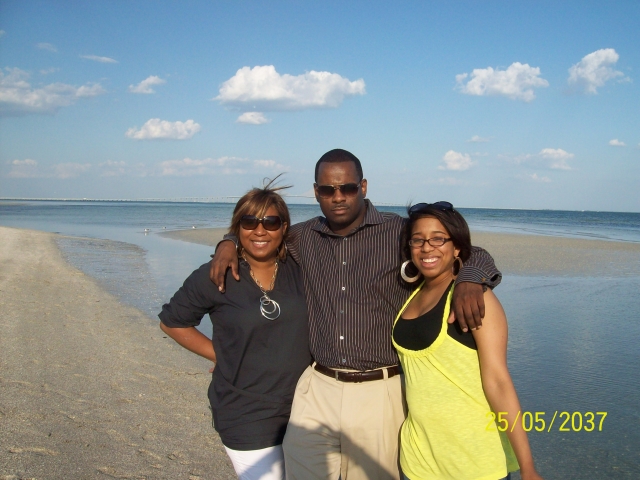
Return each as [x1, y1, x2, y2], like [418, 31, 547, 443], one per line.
[401, 204, 472, 276]
[229, 175, 292, 261]
[314, 149, 364, 183]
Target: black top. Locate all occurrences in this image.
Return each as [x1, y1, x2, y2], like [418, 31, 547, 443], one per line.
[393, 282, 477, 351]
[159, 256, 311, 450]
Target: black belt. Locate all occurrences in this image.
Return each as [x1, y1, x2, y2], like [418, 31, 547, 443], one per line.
[314, 363, 402, 383]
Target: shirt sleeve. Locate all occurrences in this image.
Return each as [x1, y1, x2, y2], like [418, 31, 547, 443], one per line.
[455, 246, 502, 290]
[158, 262, 217, 328]
[285, 222, 304, 264]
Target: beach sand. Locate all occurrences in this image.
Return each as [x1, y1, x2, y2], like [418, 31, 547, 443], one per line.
[0, 227, 236, 479]
[161, 227, 640, 277]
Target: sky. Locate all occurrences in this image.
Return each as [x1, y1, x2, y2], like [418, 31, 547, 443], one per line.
[1, 1, 639, 212]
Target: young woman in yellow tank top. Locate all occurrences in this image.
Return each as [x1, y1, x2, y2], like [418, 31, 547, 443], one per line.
[393, 202, 543, 480]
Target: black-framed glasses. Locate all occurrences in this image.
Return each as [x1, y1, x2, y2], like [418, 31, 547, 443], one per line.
[409, 201, 455, 216]
[314, 182, 361, 198]
[240, 215, 282, 231]
[408, 237, 452, 248]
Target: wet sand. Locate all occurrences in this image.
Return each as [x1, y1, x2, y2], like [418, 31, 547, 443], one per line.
[0, 226, 235, 479]
[160, 227, 640, 277]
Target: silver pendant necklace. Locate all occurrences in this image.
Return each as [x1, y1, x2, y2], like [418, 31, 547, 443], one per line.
[244, 254, 281, 320]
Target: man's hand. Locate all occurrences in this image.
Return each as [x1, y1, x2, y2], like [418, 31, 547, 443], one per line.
[209, 240, 240, 292]
[447, 281, 485, 332]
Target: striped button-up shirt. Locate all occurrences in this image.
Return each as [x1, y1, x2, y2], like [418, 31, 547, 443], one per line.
[286, 201, 501, 371]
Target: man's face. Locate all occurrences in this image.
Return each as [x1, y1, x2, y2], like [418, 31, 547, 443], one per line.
[314, 161, 367, 233]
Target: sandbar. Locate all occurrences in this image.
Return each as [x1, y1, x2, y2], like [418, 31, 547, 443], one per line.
[160, 227, 640, 277]
[0, 226, 235, 479]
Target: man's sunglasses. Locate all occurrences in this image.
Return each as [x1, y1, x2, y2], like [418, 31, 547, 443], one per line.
[314, 182, 361, 199]
[240, 215, 282, 231]
[408, 201, 455, 216]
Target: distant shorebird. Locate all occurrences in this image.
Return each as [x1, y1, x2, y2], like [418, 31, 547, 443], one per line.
[192, 226, 196, 229]
[144, 228, 150, 232]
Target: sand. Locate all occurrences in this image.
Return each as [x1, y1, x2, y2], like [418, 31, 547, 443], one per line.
[160, 227, 640, 277]
[0, 227, 236, 479]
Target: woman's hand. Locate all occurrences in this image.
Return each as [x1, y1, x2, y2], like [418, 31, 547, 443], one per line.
[209, 240, 240, 292]
[521, 468, 544, 480]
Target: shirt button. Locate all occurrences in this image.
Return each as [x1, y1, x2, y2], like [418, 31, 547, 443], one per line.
[341, 286, 345, 291]
[340, 335, 344, 340]
[340, 310, 344, 313]
[342, 358, 346, 364]
[342, 261, 346, 265]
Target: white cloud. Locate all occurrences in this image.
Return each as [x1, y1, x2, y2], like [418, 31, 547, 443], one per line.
[539, 148, 574, 170]
[438, 150, 475, 171]
[506, 148, 575, 170]
[6, 159, 39, 178]
[159, 157, 287, 176]
[0, 67, 106, 116]
[467, 135, 489, 143]
[51, 163, 91, 179]
[40, 67, 59, 75]
[568, 49, 627, 94]
[609, 139, 626, 147]
[236, 111, 270, 124]
[128, 75, 166, 94]
[80, 54, 118, 64]
[455, 62, 549, 102]
[125, 119, 201, 140]
[36, 42, 57, 53]
[5, 159, 90, 179]
[529, 173, 551, 183]
[215, 65, 366, 111]
[438, 177, 466, 186]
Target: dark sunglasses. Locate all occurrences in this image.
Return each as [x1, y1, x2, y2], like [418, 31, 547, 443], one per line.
[409, 201, 455, 216]
[314, 182, 361, 199]
[240, 215, 283, 231]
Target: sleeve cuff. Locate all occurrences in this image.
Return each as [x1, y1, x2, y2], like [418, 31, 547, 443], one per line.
[455, 265, 502, 289]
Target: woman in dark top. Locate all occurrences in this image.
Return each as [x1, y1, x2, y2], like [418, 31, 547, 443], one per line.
[159, 179, 311, 480]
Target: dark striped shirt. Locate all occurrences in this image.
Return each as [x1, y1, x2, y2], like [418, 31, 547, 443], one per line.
[286, 201, 501, 371]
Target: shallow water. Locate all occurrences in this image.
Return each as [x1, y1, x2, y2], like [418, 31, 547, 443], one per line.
[2, 201, 639, 477]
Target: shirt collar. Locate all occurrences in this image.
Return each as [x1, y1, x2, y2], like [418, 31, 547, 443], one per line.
[312, 200, 384, 237]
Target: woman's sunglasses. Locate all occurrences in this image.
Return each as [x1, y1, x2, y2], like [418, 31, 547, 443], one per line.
[314, 182, 361, 199]
[408, 201, 455, 216]
[240, 215, 283, 231]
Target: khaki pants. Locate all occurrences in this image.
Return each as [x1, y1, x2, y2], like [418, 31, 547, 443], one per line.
[282, 365, 406, 480]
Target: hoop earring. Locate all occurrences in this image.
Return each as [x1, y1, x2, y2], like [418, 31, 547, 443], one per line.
[279, 241, 288, 259]
[453, 256, 464, 276]
[400, 260, 421, 283]
[236, 243, 244, 258]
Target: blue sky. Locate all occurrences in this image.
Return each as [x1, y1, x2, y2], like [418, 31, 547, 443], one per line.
[1, 1, 638, 211]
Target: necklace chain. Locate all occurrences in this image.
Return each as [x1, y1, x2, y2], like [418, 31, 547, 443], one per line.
[242, 254, 281, 320]
[248, 258, 278, 294]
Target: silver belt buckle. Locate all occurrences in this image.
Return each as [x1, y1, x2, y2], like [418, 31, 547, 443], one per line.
[335, 370, 340, 381]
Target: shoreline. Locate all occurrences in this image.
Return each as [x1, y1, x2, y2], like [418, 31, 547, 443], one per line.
[0, 226, 235, 479]
[159, 227, 640, 277]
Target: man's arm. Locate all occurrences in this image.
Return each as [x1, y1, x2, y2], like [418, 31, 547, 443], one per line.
[208, 223, 304, 292]
[449, 246, 502, 332]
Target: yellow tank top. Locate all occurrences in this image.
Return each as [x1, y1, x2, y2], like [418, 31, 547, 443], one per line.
[393, 282, 519, 480]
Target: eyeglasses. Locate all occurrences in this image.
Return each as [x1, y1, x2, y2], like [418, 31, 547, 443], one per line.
[408, 237, 452, 248]
[408, 201, 455, 216]
[240, 215, 282, 231]
[314, 182, 361, 198]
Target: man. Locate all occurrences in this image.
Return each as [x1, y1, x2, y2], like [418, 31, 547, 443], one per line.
[210, 149, 500, 479]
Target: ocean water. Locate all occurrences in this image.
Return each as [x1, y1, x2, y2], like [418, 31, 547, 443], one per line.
[1, 200, 639, 478]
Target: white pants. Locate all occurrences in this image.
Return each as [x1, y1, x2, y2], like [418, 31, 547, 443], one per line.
[224, 445, 285, 480]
